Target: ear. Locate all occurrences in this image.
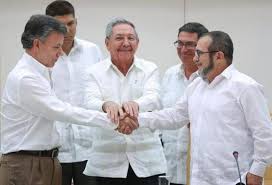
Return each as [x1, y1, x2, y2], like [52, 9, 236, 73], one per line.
[105, 38, 110, 51]
[215, 51, 224, 60]
[32, 39, 40, 52]
[75, 18, 78, 26]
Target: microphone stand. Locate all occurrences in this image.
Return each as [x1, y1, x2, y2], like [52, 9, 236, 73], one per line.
[233, 151, 245, 185]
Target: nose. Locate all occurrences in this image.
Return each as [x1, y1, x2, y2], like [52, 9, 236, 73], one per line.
[180, 45, 188, 52]
[122, 38, 130, 46]
[65, 25, 71, 34]
[56, 47, 64, 58]
[193, 54, 199, 64]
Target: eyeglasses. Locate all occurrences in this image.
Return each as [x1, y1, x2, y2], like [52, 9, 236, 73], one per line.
[195, 49, 219, 58]
[173, 40, 197, 49]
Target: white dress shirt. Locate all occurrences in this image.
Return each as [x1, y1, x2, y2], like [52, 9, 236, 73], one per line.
[139, 65, 272, 185]
[52, 38, 102, 162]
[161, 64, 198, 184]
[1, 53, 115, 154]
[83, 57, 167, 178]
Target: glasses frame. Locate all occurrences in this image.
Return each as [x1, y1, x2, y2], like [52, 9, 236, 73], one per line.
[195, 49, 219, 58]
[173, 40, 197, 49]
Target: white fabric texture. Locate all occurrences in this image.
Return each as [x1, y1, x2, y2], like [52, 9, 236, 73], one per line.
[83, 57, 167, 178]
[161, 64, 198, 184]
[52, 38, 102, 162]
[139, 65, 272, 185]
[1, 52, 114, 154]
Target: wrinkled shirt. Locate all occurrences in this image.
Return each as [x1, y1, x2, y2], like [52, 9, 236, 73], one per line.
[161, 64, 198, 184]
[1, 53, 114, 154]
[83, 57, 167, 178]
[52, 38, 102, 162]
[139, 65, 272, 185]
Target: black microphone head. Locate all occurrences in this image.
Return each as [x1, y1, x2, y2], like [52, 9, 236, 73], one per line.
[235, 182, 245, 185]
[233, 151, 239, 159]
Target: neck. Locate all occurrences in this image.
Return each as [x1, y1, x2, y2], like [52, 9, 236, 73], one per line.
[183, 62, 198, 79]
[62, 40, 74, 55]
[207, 62, 229, 83]
[112, 59, 133, 76]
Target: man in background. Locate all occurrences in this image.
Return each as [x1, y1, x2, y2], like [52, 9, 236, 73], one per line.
[161, 22, 208, 185]
[46, 1, 102, 185]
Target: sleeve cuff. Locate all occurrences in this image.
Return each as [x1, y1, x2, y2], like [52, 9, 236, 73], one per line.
[249, 160, 267, 177]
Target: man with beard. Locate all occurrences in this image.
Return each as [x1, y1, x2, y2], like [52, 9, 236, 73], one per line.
[120, 31, 272, 185]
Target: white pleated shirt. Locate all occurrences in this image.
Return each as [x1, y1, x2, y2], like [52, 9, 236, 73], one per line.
[161, 64, 198, 184]
[52, 38, 102, 162]
[1, 53, 115, 154]
[139, 65, 272, 185]
[83, 57, 167, 178]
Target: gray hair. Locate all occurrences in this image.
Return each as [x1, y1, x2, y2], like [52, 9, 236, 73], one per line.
[21, 14, 67, 49]
[105, 17, 138, 39]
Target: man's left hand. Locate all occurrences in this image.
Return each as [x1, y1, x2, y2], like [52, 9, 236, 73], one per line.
[122, 101, 139, 118]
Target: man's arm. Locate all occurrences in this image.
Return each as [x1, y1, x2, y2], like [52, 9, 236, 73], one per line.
[133, 68, 161, 112]
[19, 75, 116, 129]
[240, 83, 272, 182]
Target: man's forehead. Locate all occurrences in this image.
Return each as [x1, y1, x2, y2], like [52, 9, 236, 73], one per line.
[197, 36, 211, 47]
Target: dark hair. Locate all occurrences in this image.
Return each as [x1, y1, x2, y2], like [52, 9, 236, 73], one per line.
[46, 0, 75, 17]
[205, 31, 233, 65]
[178, 22, 208, 39]
[21, 14, 67, 49]
[105, 17, 138, 40]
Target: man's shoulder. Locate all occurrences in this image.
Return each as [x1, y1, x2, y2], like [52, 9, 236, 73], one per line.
[87, 59, 109, 72]
[75, 38, 100, 49]
[135, 57, 158, 72]
[164, 64, 181, 75]
[230, 69, 260, 88]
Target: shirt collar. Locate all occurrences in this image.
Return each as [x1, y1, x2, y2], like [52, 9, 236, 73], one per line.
[23, 52, 52, 80]
[105, 56, 143, 72]
[179, 64, 199, 82]
[207, 64, 235, 87]
[61, 37, 82, 57]
[220, 64, 235, 79]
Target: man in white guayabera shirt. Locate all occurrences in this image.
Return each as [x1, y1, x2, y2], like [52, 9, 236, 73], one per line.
[121, 31, 272, 185]
[46, 1, 102, 185]
[0, 15, 136, 185]
[161, 22, 208, 185]
[83, 17, 166, 185]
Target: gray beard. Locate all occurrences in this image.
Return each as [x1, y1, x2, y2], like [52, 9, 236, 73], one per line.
[199, 58, 214, 81]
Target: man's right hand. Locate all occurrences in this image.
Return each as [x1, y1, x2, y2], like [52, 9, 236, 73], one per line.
[102, 101, 124, 124]
[117, 116, 139, 135]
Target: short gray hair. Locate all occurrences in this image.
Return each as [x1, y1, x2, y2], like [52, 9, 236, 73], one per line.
[21, 14, 67, 49]
[105, 17, 138, 39]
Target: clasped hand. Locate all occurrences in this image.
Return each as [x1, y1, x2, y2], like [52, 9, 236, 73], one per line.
[102, 101, 139, 134]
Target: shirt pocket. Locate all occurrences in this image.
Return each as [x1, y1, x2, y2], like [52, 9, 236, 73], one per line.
[129, 82, 143, 99]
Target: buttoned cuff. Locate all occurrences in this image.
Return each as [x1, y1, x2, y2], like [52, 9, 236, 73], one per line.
[249, 160, 267, 177]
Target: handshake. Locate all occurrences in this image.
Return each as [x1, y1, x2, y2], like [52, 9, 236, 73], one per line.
[102, 101, 140, 135]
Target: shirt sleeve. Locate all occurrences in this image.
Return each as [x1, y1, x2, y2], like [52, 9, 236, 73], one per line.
[18, 75, 116, 130]
[239, 83, 272, 177]
[83, 73, 105, 111]
[134, 68, 161, 112]
[138, 94, 189, 131]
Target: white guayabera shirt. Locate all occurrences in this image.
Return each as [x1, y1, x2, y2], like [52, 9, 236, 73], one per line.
[52, 38, 102, 162]
[83, 57, 167, 178]
[139, 65, 272, 185]
[161, 64, 198, 184]
[1, 53, 114, 154]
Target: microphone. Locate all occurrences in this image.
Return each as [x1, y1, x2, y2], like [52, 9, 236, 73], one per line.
[233, 151, 245, 185]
